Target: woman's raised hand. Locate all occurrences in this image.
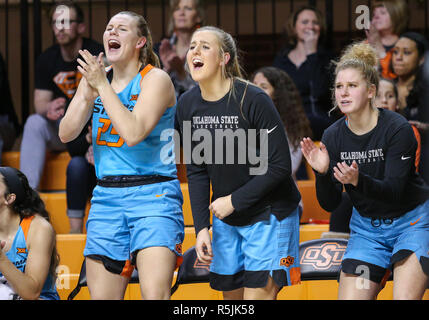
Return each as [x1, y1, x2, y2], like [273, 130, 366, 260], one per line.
[300, 137, 330, 174]
[77, 50, 107, 91]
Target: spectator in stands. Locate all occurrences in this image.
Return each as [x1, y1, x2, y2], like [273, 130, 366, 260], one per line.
[155, 0, 205, 98]
[251, 66, 312, 181]
[177, 26, 301, 300]
[392, 32, 428, 113]
[19, 1, 103, 233]
[0, 53, 21, 165]
[273, 5, 336, 140]
[60, 11, 183, 300]
[0, 167, 60, 300]
[365, 0, 409, 80]
[392, 32, 428, 182]
[301, 42, 429, 299]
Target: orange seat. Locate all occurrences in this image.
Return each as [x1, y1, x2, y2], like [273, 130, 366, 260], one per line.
[1, 151, 70, 191]
[40, 192, 89, 234]
[297, 180, 330, 223]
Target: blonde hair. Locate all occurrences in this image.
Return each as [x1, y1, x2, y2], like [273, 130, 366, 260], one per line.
[194, 26, 244, 80]
[331, 42, 379, 112]
[372, 0, 409, 35]
[115, 11, 160, 68]
[188, 26, 252, 119]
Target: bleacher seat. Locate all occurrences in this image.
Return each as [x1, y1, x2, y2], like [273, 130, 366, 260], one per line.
[297, 180, 330, 223]
[1, 151, 70, 191]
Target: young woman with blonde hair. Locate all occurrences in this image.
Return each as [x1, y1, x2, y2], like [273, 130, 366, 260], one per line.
[59, 11, 184, 300]
[176, 26, 301, 300]
[301, 42, 429, 300]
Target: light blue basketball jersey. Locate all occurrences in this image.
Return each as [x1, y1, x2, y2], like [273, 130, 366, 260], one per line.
[0, 217, 59, 300]
[92, 64, 177, 179]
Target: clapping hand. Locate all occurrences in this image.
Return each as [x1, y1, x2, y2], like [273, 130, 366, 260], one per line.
[365, 21, 385, 58]
[300, 137, 330, 174]
[302, 30, 318, 56]
[77, 50, 107, 91]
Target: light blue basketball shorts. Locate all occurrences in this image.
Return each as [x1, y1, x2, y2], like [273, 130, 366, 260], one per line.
[209, 207, 301, 292]
[342, 199, 429, 284]
[83, 179, 184, 276]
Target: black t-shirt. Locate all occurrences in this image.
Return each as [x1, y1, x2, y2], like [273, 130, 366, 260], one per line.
[316, 108, 429, 219]
[0, 53, 20, 133]
[176, 78, 301, 234]
[35, 38, 104, 156]
[273, 47, 336, 140]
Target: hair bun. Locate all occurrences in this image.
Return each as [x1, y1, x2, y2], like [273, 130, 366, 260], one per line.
[339, 42, 378, 68]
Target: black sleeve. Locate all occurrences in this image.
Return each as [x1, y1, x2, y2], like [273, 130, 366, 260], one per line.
[186, 162, 211, 235]
[176, 96, 211, 235]
[230, 92, 293, 212]
[66, 126, 90, 157]
[352, 123, 418, 202]
[0, 53, 21, 133]
[314, 130, 343, 212]
[34, 51, 54, 91]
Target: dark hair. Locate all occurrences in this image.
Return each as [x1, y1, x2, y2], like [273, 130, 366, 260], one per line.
[251, 67, 313, 150]
[1, 168, 60, 280]
[115, 11, 161, 68]
[49, 0, 84, 23]
[285, 5, 326, 48]
[400, 32, 429, 58]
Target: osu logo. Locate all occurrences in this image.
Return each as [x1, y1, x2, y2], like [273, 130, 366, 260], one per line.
[300, 242, 346, 270]
[280, 256, 295, 267]
[175, 243, 182, 254]
[194, 258, 210, 271]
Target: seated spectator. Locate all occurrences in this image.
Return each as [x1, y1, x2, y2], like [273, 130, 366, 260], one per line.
[392, 32, 428, 182]
[155, 0, 205, 98]
[19, 1, 102, 232]
[0, 167, 60, 300]
[392, 32, 428, 113]
[273, 5, 336, 140]
[0, 53, 21, 164]
[251, 66, 312, 180]
[365, 0, 408, 79]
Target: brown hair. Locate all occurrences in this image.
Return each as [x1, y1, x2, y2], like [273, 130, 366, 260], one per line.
[251, 67, 313, 150]
[285, 5, 326, 48]
[371, 0, 409, 35]
[115, 11, 160, 68]
[167, 0, 205, 36]
[49, 0, 84, 23]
